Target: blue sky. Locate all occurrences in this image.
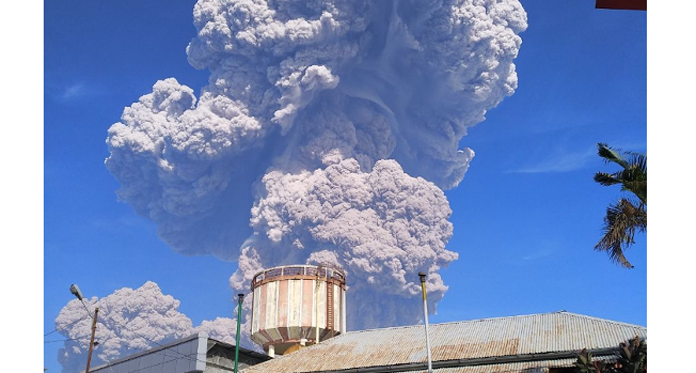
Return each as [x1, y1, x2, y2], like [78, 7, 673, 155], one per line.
[36, 1, 651, 372]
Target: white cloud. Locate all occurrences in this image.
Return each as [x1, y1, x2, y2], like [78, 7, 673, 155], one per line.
[508, 146, 597, 174]
[55, 82, 90, 102]
[508, 141, 647, 174]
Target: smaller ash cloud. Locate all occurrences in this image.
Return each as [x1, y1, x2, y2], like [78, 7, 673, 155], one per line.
[55, 281, 241, 373]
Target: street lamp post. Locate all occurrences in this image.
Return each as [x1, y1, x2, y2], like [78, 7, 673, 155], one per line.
[70, 284, 99, 373]
[234, 293, 244, 373]
[418, 272, 433, 373]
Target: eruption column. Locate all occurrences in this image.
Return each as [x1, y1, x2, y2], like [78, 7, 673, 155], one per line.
[104, 0, 527, 345]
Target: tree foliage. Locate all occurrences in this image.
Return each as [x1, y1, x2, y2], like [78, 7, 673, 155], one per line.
[594, 143, 647, 268]
[575, 336, 647, 373]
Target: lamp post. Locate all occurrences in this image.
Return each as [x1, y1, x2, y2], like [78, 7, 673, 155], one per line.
[234, 293, 244, 373]
[418, 272, 433, 373]
[70, 284, 99, 373]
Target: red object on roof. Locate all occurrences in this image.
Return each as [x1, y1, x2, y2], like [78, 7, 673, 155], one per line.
[595, 0, 647, 10]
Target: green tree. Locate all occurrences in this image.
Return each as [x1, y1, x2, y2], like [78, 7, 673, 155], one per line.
[593, 143, 647, 268]
[575, 337, 647, 373]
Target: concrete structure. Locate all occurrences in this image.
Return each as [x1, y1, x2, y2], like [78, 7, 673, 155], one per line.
[88, 332, 269, 373]
[243, 311, 647, 373]
[250, 265, 347, 356]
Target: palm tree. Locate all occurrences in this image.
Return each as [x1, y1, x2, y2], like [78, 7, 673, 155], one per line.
[594, 143, 647, 268]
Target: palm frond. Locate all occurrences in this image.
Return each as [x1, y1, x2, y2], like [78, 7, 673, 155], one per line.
[597, 143, 629, 169]
[594, 172, 622, 187]
[622, 152, 647, 204]
[622, 180, 647, 205]
[595, 198, 647, 269]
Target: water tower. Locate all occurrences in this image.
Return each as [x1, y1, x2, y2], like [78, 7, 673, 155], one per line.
[250, 264, 347, 356]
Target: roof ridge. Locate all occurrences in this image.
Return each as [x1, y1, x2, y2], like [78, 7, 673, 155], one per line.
[559, 311, 646, 329]
[338, 312, 518, 335]
[340, 311, 645, 336]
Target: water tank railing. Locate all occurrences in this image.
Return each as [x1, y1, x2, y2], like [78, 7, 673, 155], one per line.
[305, 266, 325, 277]
[251, 265, 346, 287]
[282, 266, 305, 276]
[331, 270, 345, 282]
[266, 267, 282, 278]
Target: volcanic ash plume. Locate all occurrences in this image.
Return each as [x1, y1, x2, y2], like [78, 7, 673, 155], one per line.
[54, 282, 238, 373]
[105, 0, 527, 335]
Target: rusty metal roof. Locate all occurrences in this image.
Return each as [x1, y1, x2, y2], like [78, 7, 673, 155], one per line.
[243, 311, 646, 373]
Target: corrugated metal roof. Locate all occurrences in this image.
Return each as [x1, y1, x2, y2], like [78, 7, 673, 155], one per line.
[412, 359, 574, 373]
[243, 311, 646, 373]
[417, 355, 617, 373]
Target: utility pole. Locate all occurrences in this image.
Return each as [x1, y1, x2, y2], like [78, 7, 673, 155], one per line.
[418, 272, 433, 373]
[70, 284, 99, 373]
[234, 294, 244, 373]
[85, 307, 99, 373]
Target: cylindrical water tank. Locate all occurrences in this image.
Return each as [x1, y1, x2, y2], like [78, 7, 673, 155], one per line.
[250, 264, 347, 356]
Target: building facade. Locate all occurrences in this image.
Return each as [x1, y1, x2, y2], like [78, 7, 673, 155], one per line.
[89, 332, 270, 373]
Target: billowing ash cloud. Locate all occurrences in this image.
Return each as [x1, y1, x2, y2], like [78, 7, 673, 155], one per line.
[105, 0, 526, 345]
[55, 282, 241, 373]
[248, 158, 457, 327]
